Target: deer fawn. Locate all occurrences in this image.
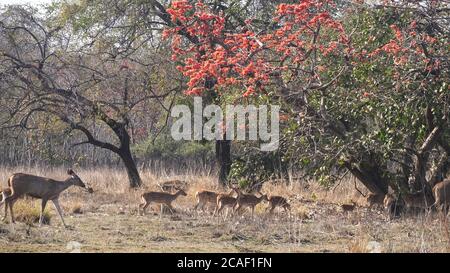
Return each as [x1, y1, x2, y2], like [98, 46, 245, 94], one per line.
[213, 190, 238, 218]
[233, 189, 268, 218]
[194, 190, 219, 212]
[266, 195, 291, 214]
[0, 169, 91, 228]
[139, 188, 187, 216]
[433, 179, 450, 215]
[401, 191, 435, 213]
[158, 180, 188, 192]
[195, 189, 235, 212]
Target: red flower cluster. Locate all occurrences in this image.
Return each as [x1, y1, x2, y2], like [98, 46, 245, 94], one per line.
[165, 0, 348, 97]
[368, 21, 441, 73]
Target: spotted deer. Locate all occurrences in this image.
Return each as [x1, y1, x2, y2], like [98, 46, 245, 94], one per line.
[158, 180, 188, 192]
[213, 190, 239, 218]
[194, 190, 218, 211]
[266, 195, 291, 214]
[402, 191, 435, 213]
[139, 188, 187, 215]
[233, 189, 269, 218]
[433, 179, 450, 215]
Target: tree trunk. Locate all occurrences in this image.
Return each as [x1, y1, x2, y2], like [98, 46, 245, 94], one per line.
[118, 146, 142, 188]
[216, 139, 231, 187]
[429, 151, 449, 187]
[400, 135, 416, 190]
[344, 158, 389, 195]
[114, 124, 142, 188]
[410, 125, 443, 193]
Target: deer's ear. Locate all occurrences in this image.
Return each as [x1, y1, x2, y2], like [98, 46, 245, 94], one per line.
[67, 169, 74, 175]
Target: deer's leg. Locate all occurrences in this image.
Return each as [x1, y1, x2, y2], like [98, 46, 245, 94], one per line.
[142, 202, 151, 215]
[225, 207, 232, 219]
[230, 206, 236, 217]
[52, 199, 67, 228]
[2, 195, 14, 222]
[139, 201, 149, 215]
[443, 204, 449, 216]
[437, 202, 443, 215]
[39, 199, 48, 227]
[233, 203, 240, 214]
[2, 200, 7, 222]
[4, 195, 17, 223]
[0, 194, 4, 210]
[213, 203, 217, 214]
[213, 203, 220, 216]
[9, 199, 16, 224]
[195, 200, 205, 211]
[167, 203, 175, 214]
[1, 199, 6, 221]
[216, 204, 225, 216]
[268, 205, 275, 214]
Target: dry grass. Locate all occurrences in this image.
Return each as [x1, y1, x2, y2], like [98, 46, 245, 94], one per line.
[5, 200, 52, 225]
[0, 165, 449, 253]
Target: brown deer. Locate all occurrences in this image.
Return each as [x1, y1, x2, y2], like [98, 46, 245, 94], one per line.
[433, 179, 450, 215]
[401, 191, 435, 213]
[194, 190, 219, 212]
[266, 195, 291, 214]
[158, 180, 188, 192]
[0, 169, 90, 228]
[195, 189, 235, 212]
[139, 188, 187, 215]
[213, 190, 238, 218]
[233, 189, 268, 218]
[341, 201, 357, 213]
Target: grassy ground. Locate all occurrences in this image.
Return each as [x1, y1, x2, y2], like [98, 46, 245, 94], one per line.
[0, 166, 449, 253]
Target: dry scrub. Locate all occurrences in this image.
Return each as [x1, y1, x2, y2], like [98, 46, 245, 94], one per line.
[0, 166, 449, 253]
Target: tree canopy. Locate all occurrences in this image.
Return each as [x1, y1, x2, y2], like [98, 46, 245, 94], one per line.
[0, 0, 448, 195]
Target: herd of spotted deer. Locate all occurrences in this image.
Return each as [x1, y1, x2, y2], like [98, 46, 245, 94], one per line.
[0, 169, 449, 229]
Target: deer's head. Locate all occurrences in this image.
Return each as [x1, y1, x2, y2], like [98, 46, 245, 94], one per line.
[67, 169, 87, 189]
[175, 188, 187, 197]
[260, 194, 269, 202]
